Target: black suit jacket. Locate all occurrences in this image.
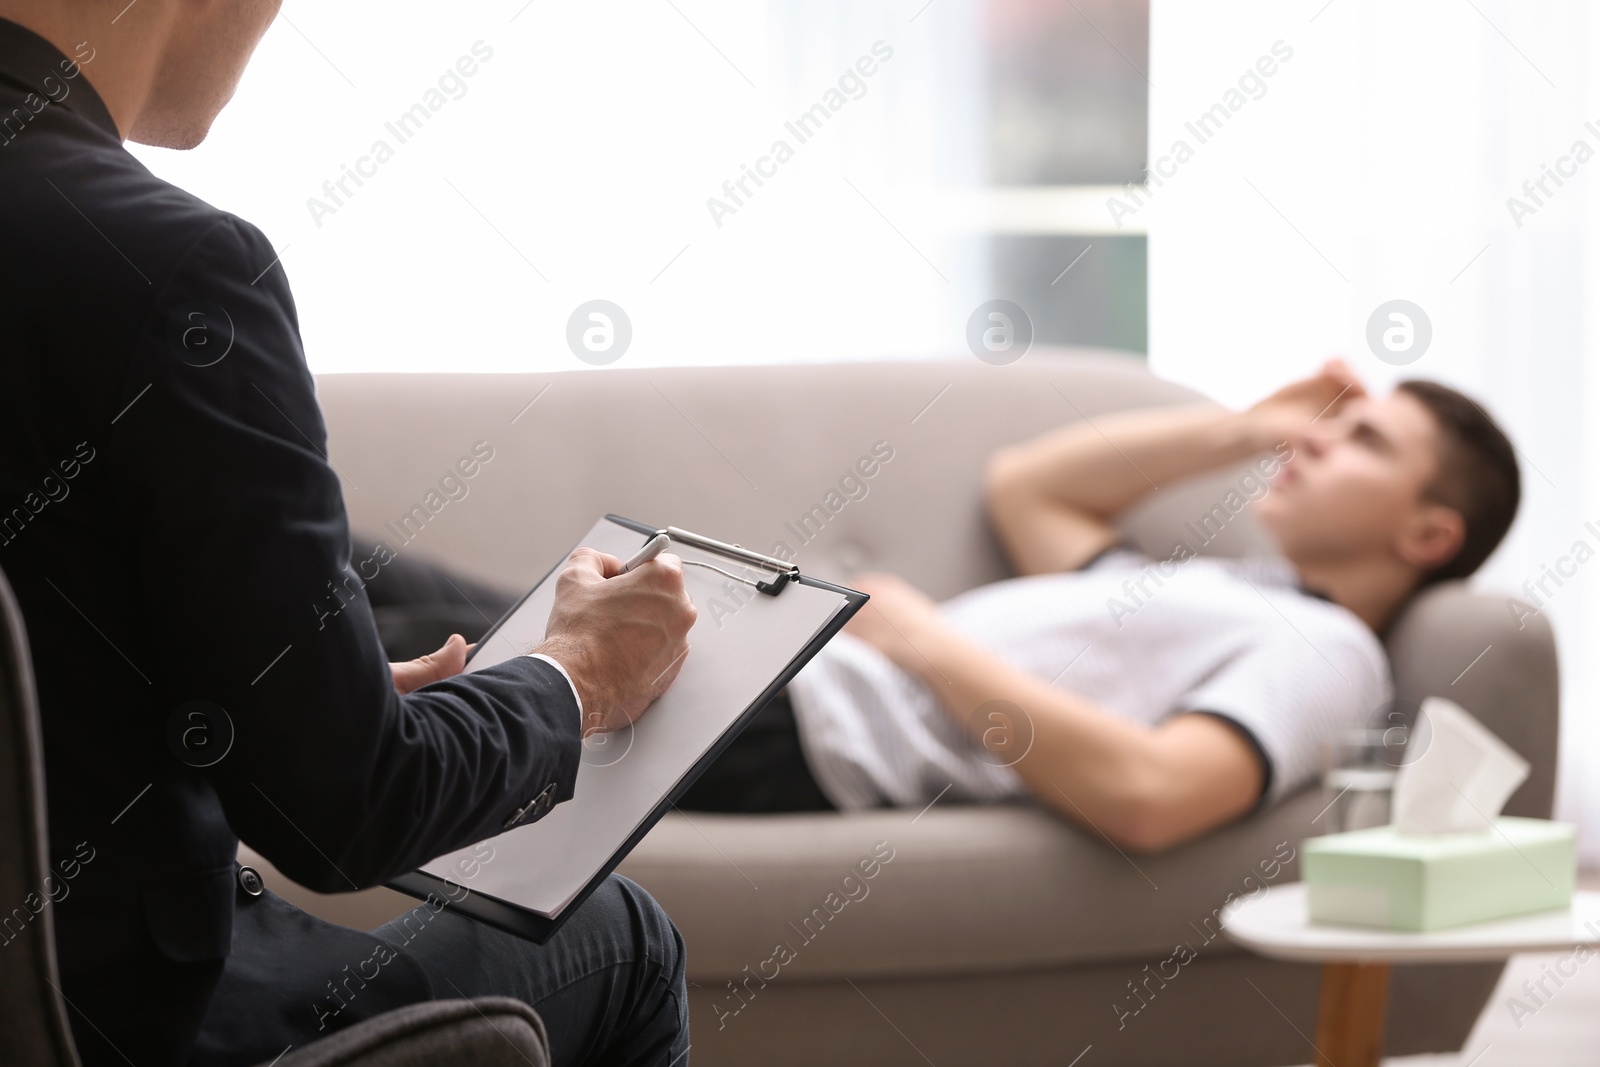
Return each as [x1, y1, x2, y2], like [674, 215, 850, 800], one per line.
[0, 20, 580, 1064]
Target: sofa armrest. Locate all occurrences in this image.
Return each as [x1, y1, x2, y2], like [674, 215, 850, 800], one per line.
[1384, 582, 1559, 818]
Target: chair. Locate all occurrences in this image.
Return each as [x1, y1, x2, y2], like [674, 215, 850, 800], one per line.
[0, 566, 551, 1067]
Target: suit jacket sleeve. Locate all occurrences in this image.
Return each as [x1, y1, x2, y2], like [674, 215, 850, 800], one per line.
[106, 214, 581, 892]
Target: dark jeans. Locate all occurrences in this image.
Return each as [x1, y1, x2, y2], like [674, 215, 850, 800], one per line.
[193, 874, 686, 1067]
[356, 538, 520, 661]
[676, 691, 835, 814]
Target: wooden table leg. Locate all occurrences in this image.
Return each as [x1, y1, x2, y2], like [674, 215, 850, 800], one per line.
[1314, 961, 1391, 1067]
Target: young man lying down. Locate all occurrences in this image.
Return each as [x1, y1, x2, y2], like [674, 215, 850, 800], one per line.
[671, 361, 1520, 851]
[370, 362, 1519, 853]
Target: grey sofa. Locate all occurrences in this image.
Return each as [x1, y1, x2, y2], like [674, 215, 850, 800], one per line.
[245, 351, 1557, 1066]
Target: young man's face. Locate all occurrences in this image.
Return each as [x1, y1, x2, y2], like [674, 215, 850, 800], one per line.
[1256, 389, 1449, 570]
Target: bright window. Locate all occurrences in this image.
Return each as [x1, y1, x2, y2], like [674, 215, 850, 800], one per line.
[131, 0, 1149, 373]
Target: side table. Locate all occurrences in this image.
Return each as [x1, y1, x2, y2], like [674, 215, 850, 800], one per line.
[1222, 884, 1600, 1067]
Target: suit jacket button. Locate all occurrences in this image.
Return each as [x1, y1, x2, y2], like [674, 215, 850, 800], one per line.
[502, 783, 560, 830]
[237, 865, 265, 897]
[534, 782, 557, 817]
[503, 796, 538, 830]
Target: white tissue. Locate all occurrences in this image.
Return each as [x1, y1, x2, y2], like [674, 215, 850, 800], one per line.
[1391, 697, 1530, 835]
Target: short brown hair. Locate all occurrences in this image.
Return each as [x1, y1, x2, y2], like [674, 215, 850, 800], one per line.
[1396, 380, 1520, 583]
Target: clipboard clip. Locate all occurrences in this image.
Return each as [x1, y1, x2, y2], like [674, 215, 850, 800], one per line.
[658, 525, 801, 597]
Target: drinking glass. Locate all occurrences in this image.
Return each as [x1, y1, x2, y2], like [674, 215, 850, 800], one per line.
[1318, 728, 1400, 833]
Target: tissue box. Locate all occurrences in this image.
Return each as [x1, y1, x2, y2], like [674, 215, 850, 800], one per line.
[1303, 817, 1576, 931]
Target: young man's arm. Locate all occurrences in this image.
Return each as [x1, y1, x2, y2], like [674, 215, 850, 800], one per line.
[984, 361, 1364, 576]
[843, 576, 1261, 853]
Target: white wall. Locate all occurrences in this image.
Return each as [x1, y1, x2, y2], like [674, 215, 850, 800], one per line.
[1148, 0, 1599, 857]
[129, 0, 982, 374]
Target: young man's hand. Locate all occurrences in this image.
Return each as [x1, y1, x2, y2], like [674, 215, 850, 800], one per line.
[1246, 357, 1366, 449]
[843, 573, 945, 676]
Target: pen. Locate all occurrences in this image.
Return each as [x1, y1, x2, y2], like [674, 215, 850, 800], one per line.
[620, 533, 671, 574]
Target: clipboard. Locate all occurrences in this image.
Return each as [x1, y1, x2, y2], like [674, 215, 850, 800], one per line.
[386, 513, 867, 944]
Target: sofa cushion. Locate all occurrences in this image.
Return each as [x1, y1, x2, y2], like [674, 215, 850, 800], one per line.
[619, 790, 1324, 982]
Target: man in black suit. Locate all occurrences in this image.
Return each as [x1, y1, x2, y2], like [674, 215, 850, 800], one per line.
[0, 2, 695, 1064]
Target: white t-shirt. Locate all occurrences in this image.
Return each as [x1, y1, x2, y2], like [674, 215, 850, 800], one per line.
[786, 549, 1392, 811]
